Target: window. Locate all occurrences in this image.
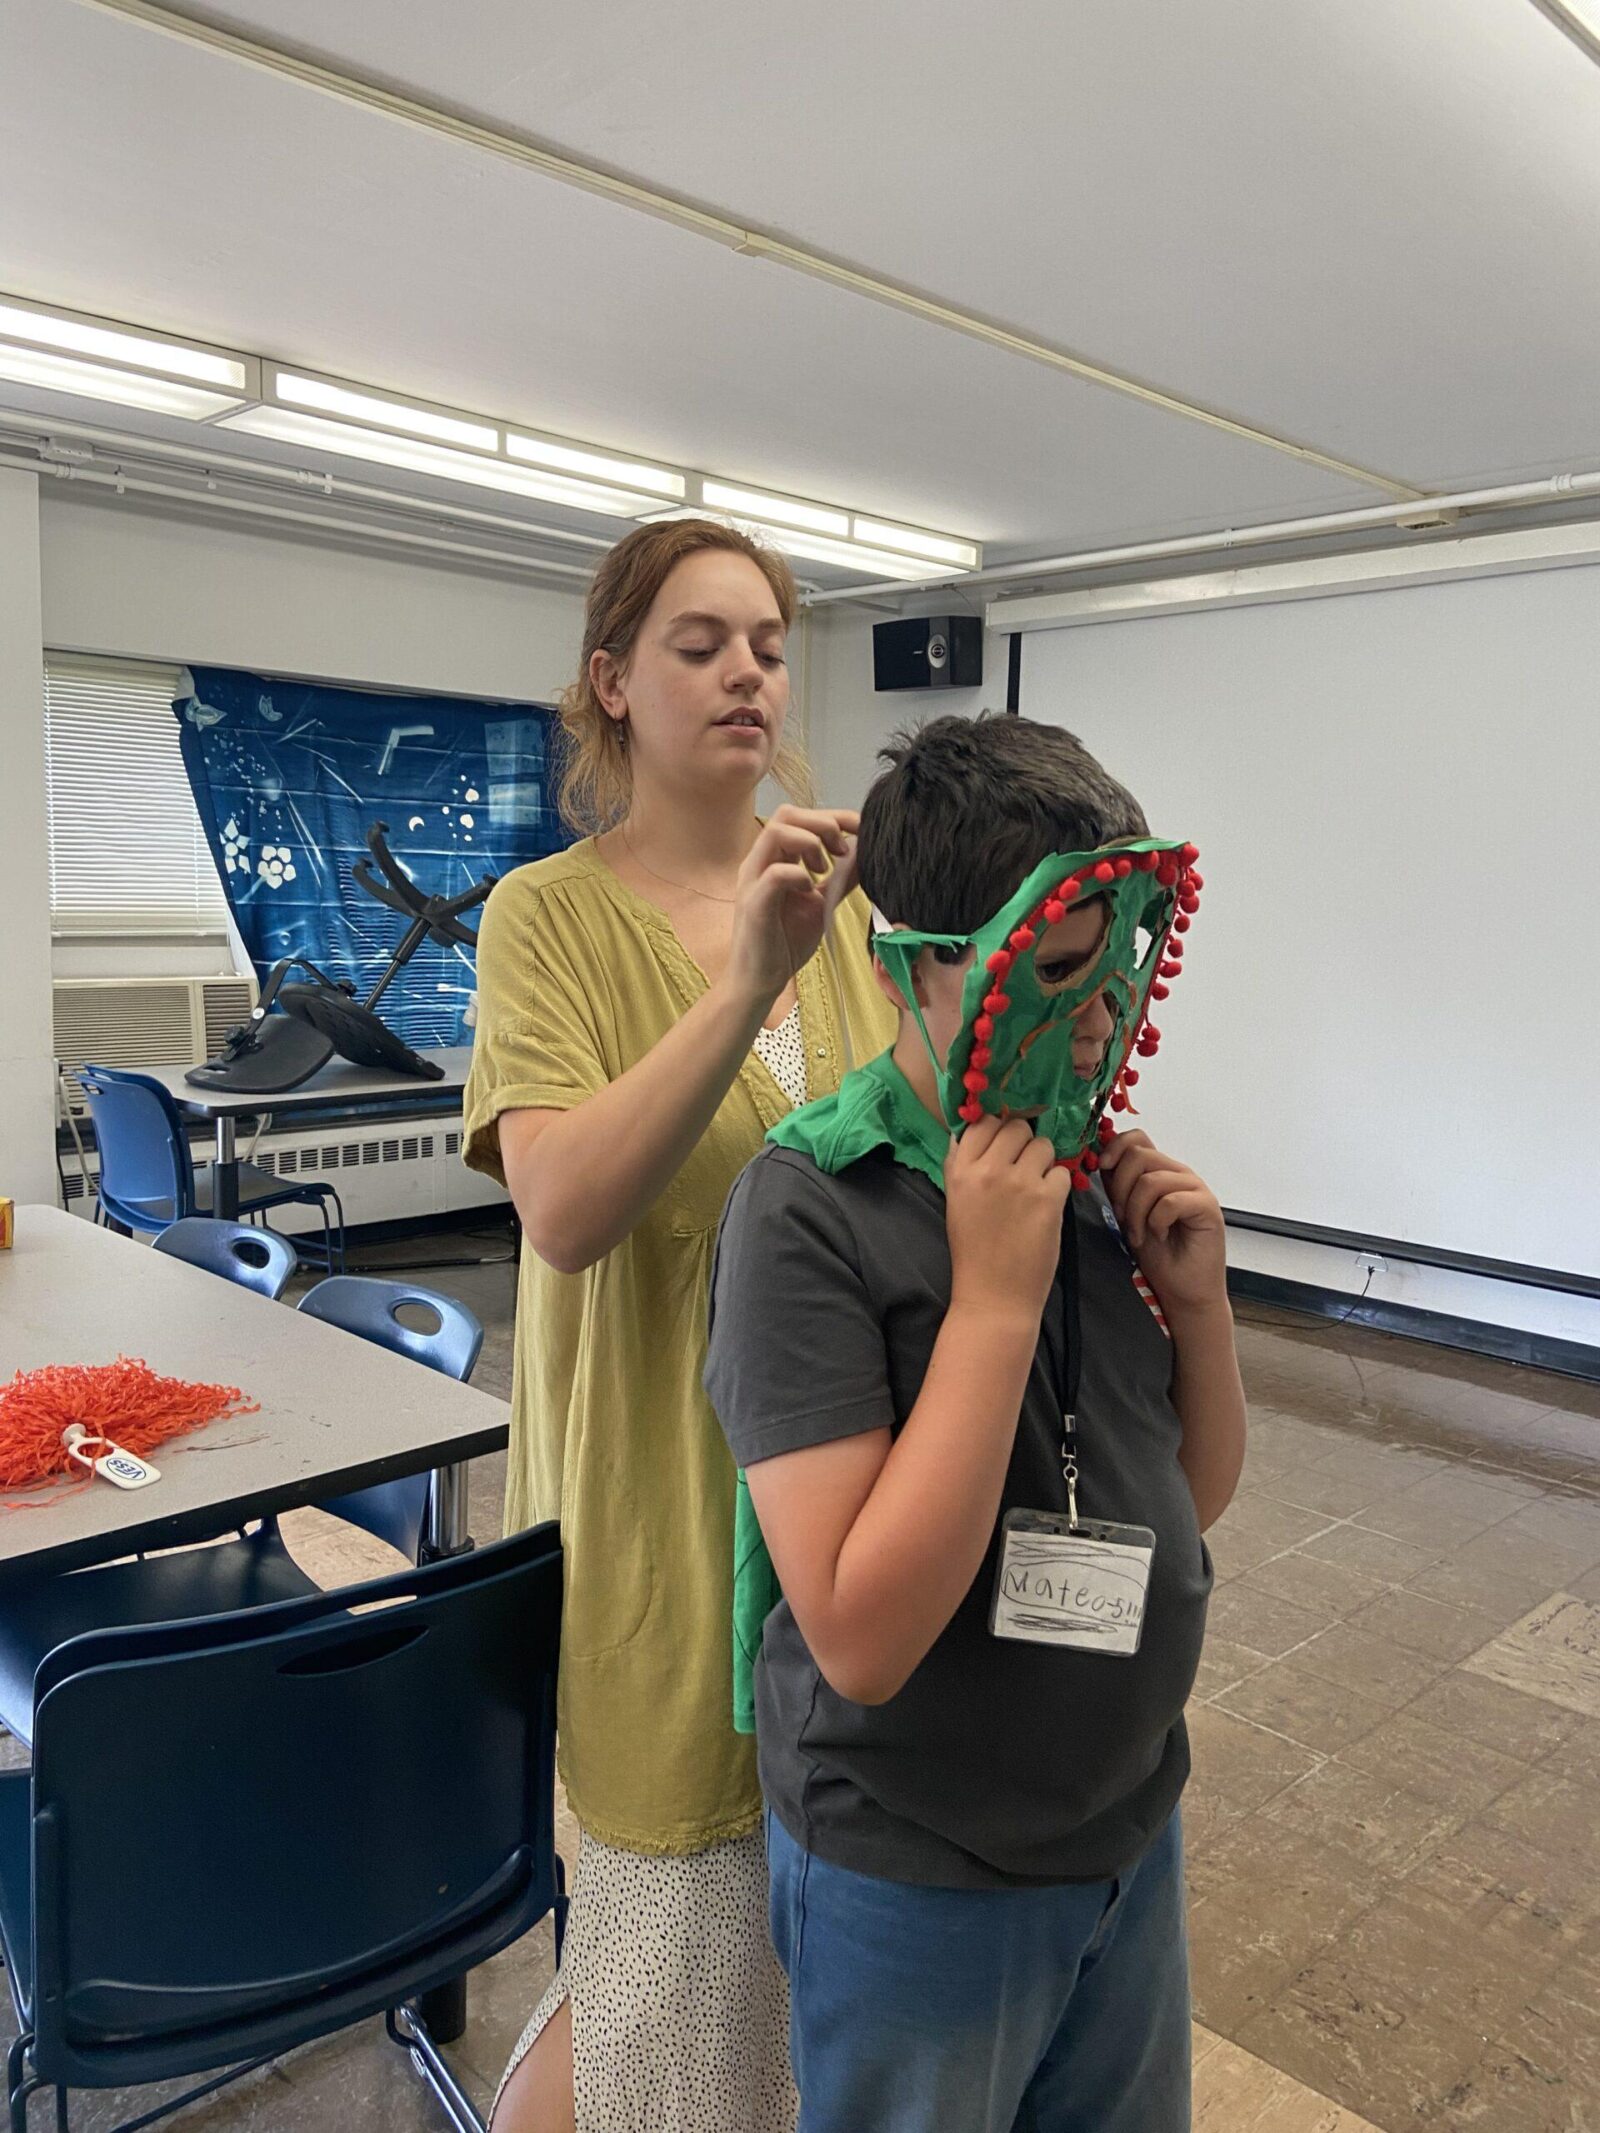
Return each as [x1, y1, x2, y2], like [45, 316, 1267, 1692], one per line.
[43, 655, 230, 937]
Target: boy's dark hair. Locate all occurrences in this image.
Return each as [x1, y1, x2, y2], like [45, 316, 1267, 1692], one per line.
[857, 711, 1149, 933]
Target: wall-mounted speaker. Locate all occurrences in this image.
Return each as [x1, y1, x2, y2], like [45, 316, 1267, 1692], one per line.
[872, 615, 983, 692]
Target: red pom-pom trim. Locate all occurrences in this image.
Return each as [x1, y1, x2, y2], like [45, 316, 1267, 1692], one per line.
[1111, 1091, 1129, 1112]
[1180, 843, 1200, 864]
[970, 1045, 992, 1069]
[1135, 851, 1161, 872]
[1123, 1066, 1140, 1085]
[962, 1069, 988, 1094]
[1152, 981, 1169, 1001]
[1043, 900, 1065, 925]
[1173, 914, 1191, 934]
[1093, 860, 1116, 884]
[974, 1014, 994, 1042]
[986, 949, 1013, 975]
[983, 990, 1010, 1014]
[1081, 1149, 1100, 1174]
[1072, 1169, 1093, 1191]
[959, 1099, 983, 1123]
[1009, 925, 1036, 951]
[1113, 857, 1133, 878]
[1157, 863, 1179, 887]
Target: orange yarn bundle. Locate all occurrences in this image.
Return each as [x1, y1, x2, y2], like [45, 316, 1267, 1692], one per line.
[0, 1357, 259, 1493]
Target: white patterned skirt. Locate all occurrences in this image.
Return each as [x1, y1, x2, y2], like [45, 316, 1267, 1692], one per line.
[496, 1828, 796, 2133]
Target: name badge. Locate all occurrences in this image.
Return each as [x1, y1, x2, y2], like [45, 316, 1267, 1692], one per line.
[990, 1508, 1155, 1655]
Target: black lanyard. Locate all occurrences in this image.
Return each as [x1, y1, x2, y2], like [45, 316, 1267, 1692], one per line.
[1056, 1205, 1083, 1525]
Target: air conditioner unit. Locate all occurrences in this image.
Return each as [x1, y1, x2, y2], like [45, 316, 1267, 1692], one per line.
[53, 974, 258, 1112]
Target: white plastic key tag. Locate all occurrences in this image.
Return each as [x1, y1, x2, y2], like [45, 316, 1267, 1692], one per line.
[990, 1508, 1155, 1656]
[62, 1426, 161, 1490]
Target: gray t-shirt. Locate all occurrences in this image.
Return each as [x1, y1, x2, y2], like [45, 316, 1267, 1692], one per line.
[706, 1142, 1213, 1890]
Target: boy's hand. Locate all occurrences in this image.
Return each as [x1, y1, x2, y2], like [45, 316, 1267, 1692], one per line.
[1098, 1129, 1228, 1319]
[945, 1117, 1073, 1326]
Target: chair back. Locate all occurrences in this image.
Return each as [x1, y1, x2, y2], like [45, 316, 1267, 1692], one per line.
[295, 1278, 485, 1559]
[24, 1523, 562, 2093]
[78, 1065, 195, 1230]
[152, 1217, 296, 1298]
[296, 1277, 484, 1381]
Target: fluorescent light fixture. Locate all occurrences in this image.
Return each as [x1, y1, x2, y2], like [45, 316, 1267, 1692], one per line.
[508, 430, 684, 498]
[700, 481, 850, 538]
[219, 404, 664, 516]
[640, 507, 956, 582]
[273, 369, 497, 451]
[0, 296, 979, 571]
[0, 345, 245, 418]
[0, 299, 248, 390]
[851, 518, 981, 571]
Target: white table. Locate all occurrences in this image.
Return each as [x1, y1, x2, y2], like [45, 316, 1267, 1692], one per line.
[0, 1205, 506, 1583]
[140, 1046, 473, 1221]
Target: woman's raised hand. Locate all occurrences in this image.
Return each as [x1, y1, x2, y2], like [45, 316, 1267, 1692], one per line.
[725, 806, 861, 1009]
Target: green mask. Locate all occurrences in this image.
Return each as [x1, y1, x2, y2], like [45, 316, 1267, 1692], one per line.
[871, 837, 1202, 1186]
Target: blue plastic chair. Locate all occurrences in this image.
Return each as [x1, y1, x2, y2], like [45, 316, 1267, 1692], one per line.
[150, 1217, 297, 1298]
[297, 1278, 485, 1560]
[79, 1063, 345, 1273]
[0, 1523, 565, 2133]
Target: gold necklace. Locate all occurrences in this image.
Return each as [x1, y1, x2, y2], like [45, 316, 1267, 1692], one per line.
[618, 823, 745, 906]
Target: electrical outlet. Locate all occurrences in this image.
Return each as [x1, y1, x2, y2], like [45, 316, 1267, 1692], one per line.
[1355, 1252, 1388, 1281]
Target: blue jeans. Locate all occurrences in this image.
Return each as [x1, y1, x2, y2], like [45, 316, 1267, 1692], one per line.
[766, 1807, 1190, 2133]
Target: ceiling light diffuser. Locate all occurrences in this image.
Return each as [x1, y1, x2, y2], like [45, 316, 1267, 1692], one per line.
[700, 481, 850, 537]
[221, 405, 664, 516]
[851, 518, 981, 571]
[508, 430, 684, 497]
[273, 370, 497, 451]
[0, 299, 247, 390]
[0, 345, 245, 418]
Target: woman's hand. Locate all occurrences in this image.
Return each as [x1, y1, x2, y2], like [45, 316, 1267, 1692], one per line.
[1098, 1128, 1228, 1321]
[724, 806, 861, 1010]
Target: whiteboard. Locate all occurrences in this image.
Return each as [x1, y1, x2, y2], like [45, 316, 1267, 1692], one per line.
[1022, 562, 1600, 1276]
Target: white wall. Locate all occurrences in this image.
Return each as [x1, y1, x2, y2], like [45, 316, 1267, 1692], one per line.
[0, 469, 56, 1206]
[39, 489, 586, 701]
[804, 603, 1010, 810]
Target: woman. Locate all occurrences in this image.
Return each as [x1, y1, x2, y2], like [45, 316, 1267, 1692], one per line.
[464, 518, 894, 2132]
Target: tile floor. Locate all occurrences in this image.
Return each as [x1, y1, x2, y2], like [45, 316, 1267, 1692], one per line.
[7, 1224, 1597, 2131]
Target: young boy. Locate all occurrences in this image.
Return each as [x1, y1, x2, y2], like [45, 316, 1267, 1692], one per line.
[705, 713, 1245, 2133]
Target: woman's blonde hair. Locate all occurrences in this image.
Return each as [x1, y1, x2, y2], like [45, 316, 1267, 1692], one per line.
[556, 518, 813, 835]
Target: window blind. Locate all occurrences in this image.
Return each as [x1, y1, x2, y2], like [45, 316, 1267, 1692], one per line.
[44, 655, 230, 936]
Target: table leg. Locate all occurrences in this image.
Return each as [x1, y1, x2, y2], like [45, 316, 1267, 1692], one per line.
[421, 1461, 470, 1562]
[419, 1459, 473, 2044]
[213, 1116, 240, 1222]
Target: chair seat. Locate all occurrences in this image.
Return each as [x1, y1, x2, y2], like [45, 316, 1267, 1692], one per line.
[101, 1163, 337, 1234]
[202, 1162, 340, 1216]
[0, 1526, 320, 1745]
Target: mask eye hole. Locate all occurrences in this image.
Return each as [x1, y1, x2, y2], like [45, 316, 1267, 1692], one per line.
[933, 942, 970, 966]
